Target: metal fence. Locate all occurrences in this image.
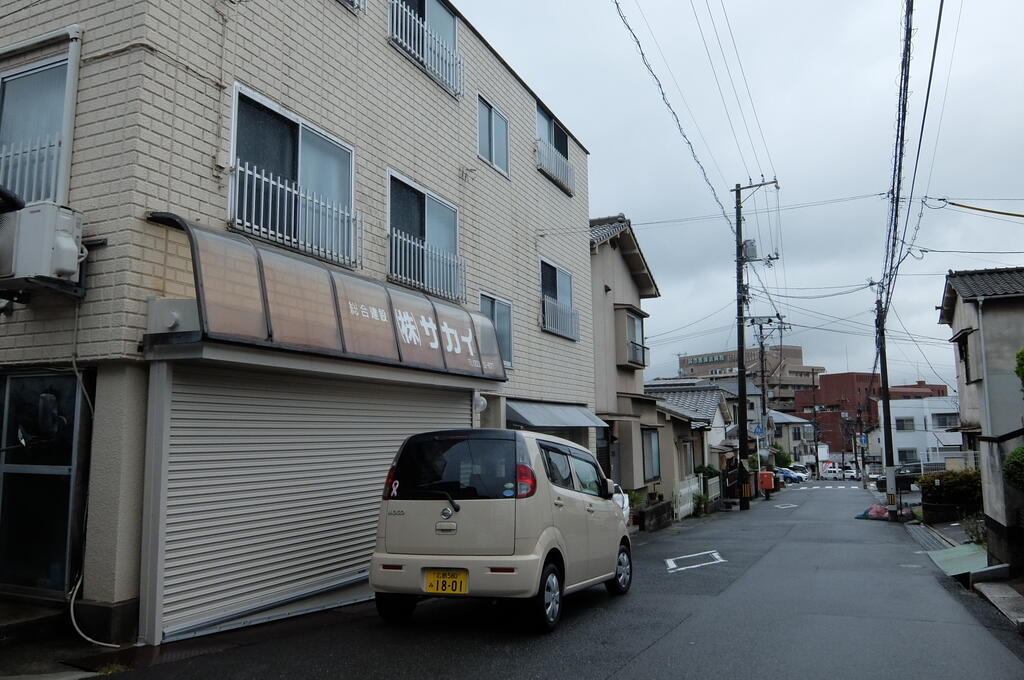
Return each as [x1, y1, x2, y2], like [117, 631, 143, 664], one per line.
[0, 135, 61, 204]
[535, 137, 575, 194]
[231, 161, 362, 268]
[388, 229, 466, 302]
[541, 296, 579, 340]
[675, 475, 701, 518]
[627, 340, 650, 366]
[705, 475, 722, 501]
[389, 0, 463, 95]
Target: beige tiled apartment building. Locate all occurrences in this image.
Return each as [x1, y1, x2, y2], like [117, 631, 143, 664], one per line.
[0, 0, 598, 644]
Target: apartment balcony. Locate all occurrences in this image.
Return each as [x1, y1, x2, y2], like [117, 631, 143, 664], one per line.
[542, 296, 579, 341]
[0, 135, 61, 204]
[388, 229, 466, 302]
[230, 161, 362, 269]
[535, 138, 575, 195]
[389, 0, 463, 96]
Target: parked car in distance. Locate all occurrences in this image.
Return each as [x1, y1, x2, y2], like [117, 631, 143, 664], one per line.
[822, 467, 859, 481]
[776, 467, 800, 483]
[875, 466, 920, 493]
[790, 464, 811, 477]
[370, 429, 632, 632]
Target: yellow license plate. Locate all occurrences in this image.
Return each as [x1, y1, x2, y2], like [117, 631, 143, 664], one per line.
[424, 569, 468, 595]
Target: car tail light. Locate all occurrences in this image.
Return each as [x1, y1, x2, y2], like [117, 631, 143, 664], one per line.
[515, 463, 536, 498]
[382, 465, 397, 500]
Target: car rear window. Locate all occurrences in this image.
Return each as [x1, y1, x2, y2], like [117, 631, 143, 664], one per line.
[392, 437, 516, 500]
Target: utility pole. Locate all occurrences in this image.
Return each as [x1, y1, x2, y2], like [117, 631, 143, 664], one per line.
[749, 315, 783, 453]
[733, 178, 778, 510]
[876, 297, 897, 517]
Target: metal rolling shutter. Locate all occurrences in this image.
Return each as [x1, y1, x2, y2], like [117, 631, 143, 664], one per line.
[161, 366, 471, 637]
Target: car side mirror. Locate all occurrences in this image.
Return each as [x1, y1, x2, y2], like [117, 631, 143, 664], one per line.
[601, 479, 615, 499]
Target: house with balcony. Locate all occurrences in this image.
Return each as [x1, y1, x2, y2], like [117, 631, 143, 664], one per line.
[0, 0, 597, 645]
[589, 215, 659, 489]
[938, 266, 1024, 572]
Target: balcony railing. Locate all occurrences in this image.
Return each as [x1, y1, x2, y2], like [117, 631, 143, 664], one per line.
[627, 340, 650, 367]
[231, 161, 362, 268]
[542, 296, 579, 340]
[388, 229, 466, 302]
[0, 135, 61, 204]
[389, 0, 463, 95]
[535, 137, 575, 195]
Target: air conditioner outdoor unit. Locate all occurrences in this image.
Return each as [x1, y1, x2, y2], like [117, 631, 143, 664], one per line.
[0, 202, 83, 287]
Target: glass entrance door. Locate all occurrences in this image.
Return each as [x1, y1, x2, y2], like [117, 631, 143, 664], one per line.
[0, 374, 84, 595]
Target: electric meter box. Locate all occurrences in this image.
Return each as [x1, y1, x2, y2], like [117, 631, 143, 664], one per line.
[0, 202, 83, 286]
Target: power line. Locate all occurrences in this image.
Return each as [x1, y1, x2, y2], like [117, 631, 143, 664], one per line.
[632, 0, 729, 187]
[703, 0, 763, 177]
[687, 0, 750, 178]
[719, 0, 776, 177]
[612, 0, 734, 233]
[631, 192, 885, 227]
[646, 299, 733, 339]
[890, 304, 957, 393]
[751, 283, 874, 300]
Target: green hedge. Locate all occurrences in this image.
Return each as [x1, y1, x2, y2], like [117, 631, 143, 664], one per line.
[919, 469, 982, 507]
[1004, 446, 1024, 491]
[695, 464, 720, 478]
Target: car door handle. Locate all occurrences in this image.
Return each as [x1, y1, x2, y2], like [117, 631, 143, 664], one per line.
[553, 499, 564, 507]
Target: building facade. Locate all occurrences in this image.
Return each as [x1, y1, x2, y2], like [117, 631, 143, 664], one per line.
[589, 214, 659, 490]
[0, 0, 597, 644]
[866, 396, 962, 466]
[938, 267, 1024, 573]
[678, 345, 824, 413]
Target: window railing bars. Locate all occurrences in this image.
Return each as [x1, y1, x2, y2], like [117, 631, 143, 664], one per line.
[542, 296, 579, 340]
[389, 0, 463, 95]
[388, 229, 466, 302]
[535, 137, 575, 195]
[0, 135, 62, 205]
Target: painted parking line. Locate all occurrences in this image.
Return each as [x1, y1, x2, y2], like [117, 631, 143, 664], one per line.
[774, 503, 798, 509]
[665, 550, 727, 573]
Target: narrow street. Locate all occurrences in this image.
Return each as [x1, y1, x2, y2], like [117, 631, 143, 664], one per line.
[114, 485, 1024, 680]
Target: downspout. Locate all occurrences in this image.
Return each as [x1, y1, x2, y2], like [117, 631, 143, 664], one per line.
[977, 298, 994, 438]
[0, 25, 82, 206]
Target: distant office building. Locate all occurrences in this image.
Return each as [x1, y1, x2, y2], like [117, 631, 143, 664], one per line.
[678, 345, 824, 413]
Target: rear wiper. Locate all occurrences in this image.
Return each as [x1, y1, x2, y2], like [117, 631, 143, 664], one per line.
[412, 489, 461, 513]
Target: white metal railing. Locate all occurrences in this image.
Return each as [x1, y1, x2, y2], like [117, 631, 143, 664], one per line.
[389, 0, 463, 95]
[535, 137, 575, 195]
[705, 475, 721, 501]
[388, 229, 466, 302]
[675, 475, 701, 518]
[340, 0, 364, 9]
[542, 296, 579, 340]
[0, 135, 61, 204]
[627, 340, 650, 366]
[231, 161, 362, 268]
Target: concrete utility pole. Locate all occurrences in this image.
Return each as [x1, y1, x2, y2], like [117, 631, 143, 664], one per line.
[733, 178, 778, 510]
[876, 297, 898, 517]
[749, 315, 785, 453]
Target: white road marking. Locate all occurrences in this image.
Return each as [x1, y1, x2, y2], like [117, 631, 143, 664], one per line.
[838, 486, 846, 488]
[665, 550, 727, 573]
[812, 486, 820, 489]
[825, 486, 833, 489]
[899, 564, 924, 568]
[775, 503, 798, 509]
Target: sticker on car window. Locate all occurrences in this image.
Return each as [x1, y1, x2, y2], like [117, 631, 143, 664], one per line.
[390, 480, 400, 497]
[502, 489, 514, 497]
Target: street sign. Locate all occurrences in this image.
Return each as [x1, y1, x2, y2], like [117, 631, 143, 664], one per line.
[859, 434, 868, 447]
[753, 424, 765, 437]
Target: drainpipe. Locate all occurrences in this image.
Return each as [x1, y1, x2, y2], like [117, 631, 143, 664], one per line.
[977, 298, 993, 439]
[0, 25, 82, 206]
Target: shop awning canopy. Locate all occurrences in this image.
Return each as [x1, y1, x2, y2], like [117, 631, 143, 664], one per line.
[506, 400, 607, 428]
[146, 213, 506, 381]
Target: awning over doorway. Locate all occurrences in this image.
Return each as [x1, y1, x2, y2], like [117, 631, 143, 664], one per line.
[506, 400, 607, 428]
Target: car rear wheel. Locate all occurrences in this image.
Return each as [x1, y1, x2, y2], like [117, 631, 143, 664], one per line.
[375, 593, 417, 624]
[532, 562, 563, 632]
[605, 544, 632, 595]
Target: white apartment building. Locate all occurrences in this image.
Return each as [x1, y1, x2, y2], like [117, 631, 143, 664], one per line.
[867, 396, 963, 465]
[0, 0, 597, 645]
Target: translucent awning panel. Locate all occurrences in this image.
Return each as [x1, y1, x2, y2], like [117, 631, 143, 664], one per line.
[190, 228, 268, 341]
[333, 272, 400, 361]
[259, 248, 342, 352]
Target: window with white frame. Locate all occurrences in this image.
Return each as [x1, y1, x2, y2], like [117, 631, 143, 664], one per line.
[389, 0, 462, 94]
[895, 417, 915, 432]
[898, 448, 919, 463]
[232, 93, 358, 266]
[642, 428, 661, 482]
[477, 96, 509, 174]
[0, 58, 68, 204]
[931, 413, 959, 429]
[480, 293, 512, 367]
[535, 104, 574, 193]
[389, 175, 464, 300]
[626, 312, 647, 365]
[540, 259, 577, 339]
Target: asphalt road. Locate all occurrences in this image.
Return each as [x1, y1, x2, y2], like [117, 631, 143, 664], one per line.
[111, 484, 1024, 680]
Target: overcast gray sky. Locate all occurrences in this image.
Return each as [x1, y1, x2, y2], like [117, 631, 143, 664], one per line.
[458, 0, 1023, 390]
